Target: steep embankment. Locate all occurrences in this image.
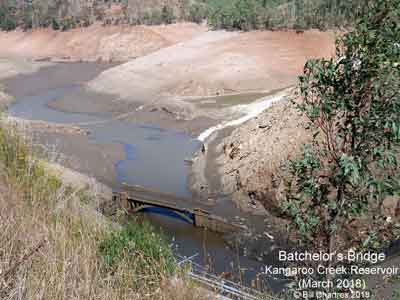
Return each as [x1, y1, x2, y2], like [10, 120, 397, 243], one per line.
[89, 30, 335, 101]
[188, 89, 311, 215]
[0, 22, 206, 62]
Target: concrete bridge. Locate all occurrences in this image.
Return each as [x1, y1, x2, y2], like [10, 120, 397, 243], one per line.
[113, 185, 244, 234]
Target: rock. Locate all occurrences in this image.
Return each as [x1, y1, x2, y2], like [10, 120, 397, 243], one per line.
[258, 124, 271, 130]
[382, 196, 400, 218]
[207, 198, 216, 205]
[264, 231, 274, 240]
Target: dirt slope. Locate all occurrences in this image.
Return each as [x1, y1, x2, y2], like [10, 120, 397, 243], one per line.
[215, 96, 310, 211]
[189, 93, 311, 214]
[0, 22, 206, 62]
[89, 30, 335, 100]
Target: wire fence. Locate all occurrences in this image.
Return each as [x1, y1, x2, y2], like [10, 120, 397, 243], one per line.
[177, 255, 280, 300]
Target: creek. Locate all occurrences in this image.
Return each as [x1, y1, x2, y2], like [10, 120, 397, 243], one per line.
[3, 62, 288, 292]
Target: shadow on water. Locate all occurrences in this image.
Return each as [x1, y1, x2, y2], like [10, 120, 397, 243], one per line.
[3, 62, 287, 293]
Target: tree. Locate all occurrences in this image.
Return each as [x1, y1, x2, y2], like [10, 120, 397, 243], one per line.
[0, 1, 17, 30]
[283, 0, 400, 256]
[161, 5, 175, 24]
[51, 17, 59, 30]
[207, 0, 265, 31]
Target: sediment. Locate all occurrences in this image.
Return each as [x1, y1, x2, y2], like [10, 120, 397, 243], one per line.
[190, 92, 311, 215]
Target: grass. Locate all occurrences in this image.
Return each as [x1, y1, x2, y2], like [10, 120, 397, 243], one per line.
[99, 220, 176, 285]
[0, 123, 213, 300]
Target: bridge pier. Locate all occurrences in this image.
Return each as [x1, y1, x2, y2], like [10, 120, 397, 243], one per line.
[119, 192, 131, 212]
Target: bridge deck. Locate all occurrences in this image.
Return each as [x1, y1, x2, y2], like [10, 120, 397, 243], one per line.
[114, 184, 244, 234]
[119, 183, 200, 209]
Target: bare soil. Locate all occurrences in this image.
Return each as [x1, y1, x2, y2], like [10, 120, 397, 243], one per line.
[89, 29, 335, 102]
[189, 92, 311, 214]
[0, 58, 51, 80]
[0, 23, 206, 62]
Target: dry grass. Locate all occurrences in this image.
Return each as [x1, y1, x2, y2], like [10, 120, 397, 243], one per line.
[0, 125, 214, 300]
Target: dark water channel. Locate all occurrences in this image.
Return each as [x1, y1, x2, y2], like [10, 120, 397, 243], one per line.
[3, 62, 287, 293]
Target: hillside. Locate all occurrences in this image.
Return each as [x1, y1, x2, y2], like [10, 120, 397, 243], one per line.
[0, 22, 206, 62]
[0, 0, 362, 32]
[89, 29, 335, 104]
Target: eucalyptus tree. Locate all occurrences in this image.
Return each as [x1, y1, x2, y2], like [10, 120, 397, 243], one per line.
[282, 0, 400, 255]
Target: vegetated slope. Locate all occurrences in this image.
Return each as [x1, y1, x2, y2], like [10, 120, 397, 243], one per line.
[205, 0, 364, 31]
[89, 29, 335, 102]
[0, 0, 189, 30]
[0, 22, 206, 61]
[0, 0, 364, 32]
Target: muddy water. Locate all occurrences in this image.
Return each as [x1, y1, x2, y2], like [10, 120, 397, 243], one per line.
[3, 62, 287, 292]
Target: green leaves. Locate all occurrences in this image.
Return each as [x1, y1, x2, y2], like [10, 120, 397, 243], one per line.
[99, 220, 175, 274]
[207, 0, 265, 31]
[283, 0, 400, 250]
[339, 154, 361, 183]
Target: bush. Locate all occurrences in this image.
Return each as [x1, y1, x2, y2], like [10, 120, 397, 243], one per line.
[187, 2, 209, 24]
[51, 18, 60, 30]
[99, 220, 176, 289]
[99, 220, 175, 272]
[283, 0, 400, 251]
[207, 0, 266, 31]
[0, 6, 17, 31]
[161, 5, 176, 24]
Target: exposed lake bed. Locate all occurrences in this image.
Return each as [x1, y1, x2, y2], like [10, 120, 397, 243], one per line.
[1, 23, 399, 297]
[1, 60, 290, 292]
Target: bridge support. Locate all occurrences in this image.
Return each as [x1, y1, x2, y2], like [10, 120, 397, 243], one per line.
[119, 192, 131, 212]
[113, 191, 244, 234]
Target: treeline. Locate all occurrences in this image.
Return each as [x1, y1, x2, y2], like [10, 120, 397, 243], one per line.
[0, 0, 183, 31]
[206, 0, 365, 31]
[0, 0, 365, 32]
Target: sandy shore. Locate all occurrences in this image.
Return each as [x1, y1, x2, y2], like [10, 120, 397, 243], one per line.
[0, 57, 52, 80]
[3, 116, 89, 135]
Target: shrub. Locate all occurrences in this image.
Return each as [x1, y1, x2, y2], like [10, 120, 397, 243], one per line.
[99, 220, 175, 274]
[161, 5, 176, 24]
[283, 0, 400, 253]
[187, 2, 209, 24]
[51, 18, 60, 30]
[207, 0, 266, 31]
[0, 5, 17, 31]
